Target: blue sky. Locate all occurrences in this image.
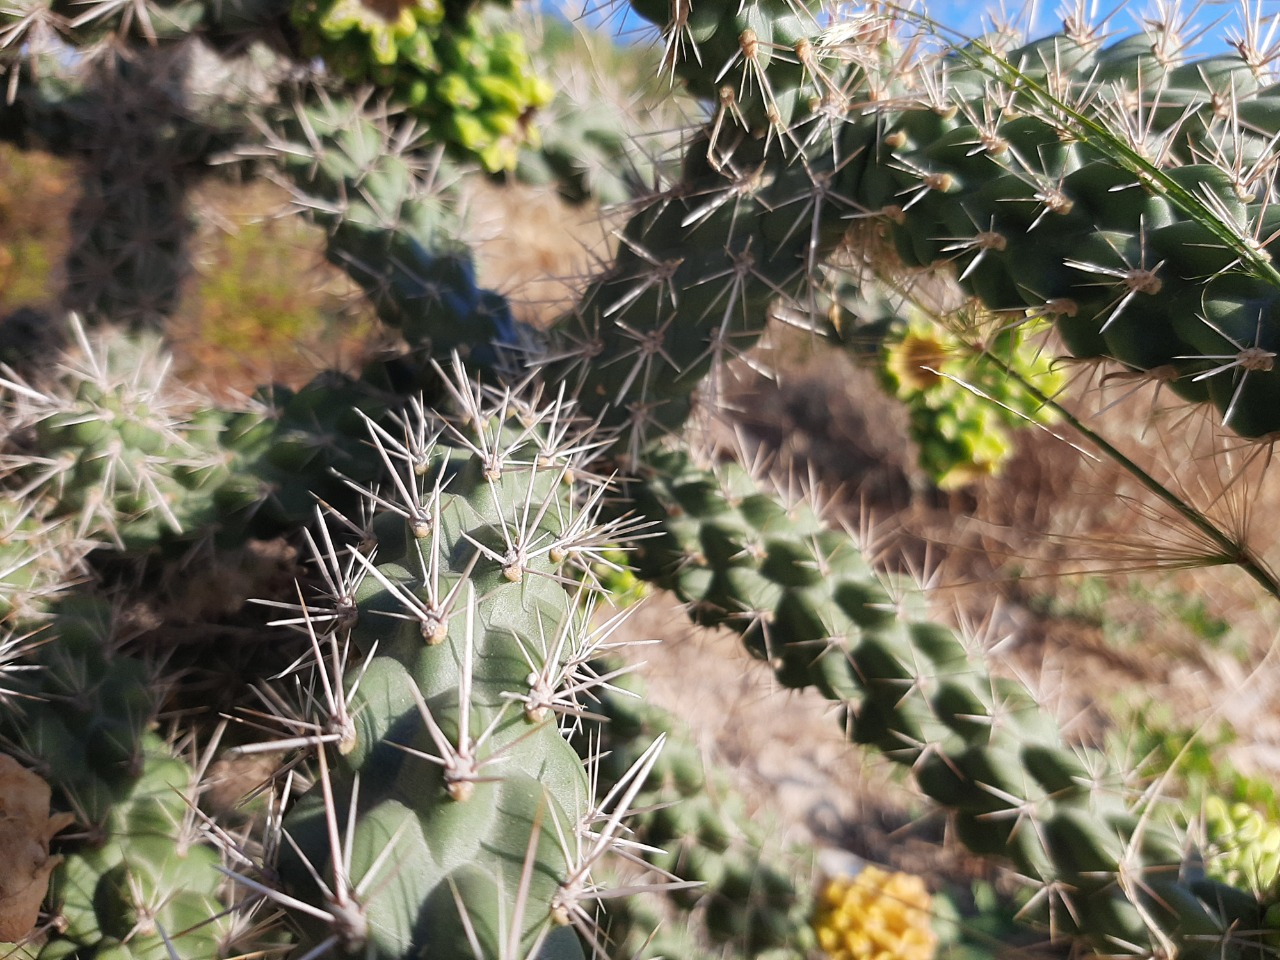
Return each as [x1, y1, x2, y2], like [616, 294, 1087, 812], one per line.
[926, 0, 1266, 50]
[954, 1, 1280, 58]
[565, 0, 1278, 55]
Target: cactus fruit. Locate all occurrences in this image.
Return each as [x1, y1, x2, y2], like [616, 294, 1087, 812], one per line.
[290, 0, 446, 84]
[812, 866, 938, 960]
[1204, 797, 1280, 897]
[290, 0, 552, 171]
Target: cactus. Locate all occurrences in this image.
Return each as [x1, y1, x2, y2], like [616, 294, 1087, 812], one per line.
[1204, 797, 1280, 897]
[224, 369, 669, 959]
[618, 441, 1270, 957]
[290, 0, 553, 171]
[0, 594, 257, 959]
[574, 660, 817, 958]
[9, 2, 1280, 960]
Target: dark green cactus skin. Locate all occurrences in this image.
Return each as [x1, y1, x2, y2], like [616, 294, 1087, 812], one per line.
[819, 33, 1280, 437]
[264, 102, 524, 366]
[544, 132, 841, 446]
[577, 662, 815, 959]
[278, 407, 605, 959]
[626, 0, 824, 132]
[600, 4, 1280, 440]
[3, 598, 156, 827]
[198, 368, 406, 541]
[0, 598, 238, 959]
[621, 445, 1265, 960]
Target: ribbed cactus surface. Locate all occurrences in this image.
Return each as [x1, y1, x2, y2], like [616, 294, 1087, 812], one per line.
[8, 1, 1280, 959]
[624, 444, 1265, 959]
[256, 375, 650, 959]
[577, 661, 816, 958]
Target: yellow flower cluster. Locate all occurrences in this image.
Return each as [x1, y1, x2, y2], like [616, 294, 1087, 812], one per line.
[813, 866, 938, 960]
[877, 311, 1064, 491]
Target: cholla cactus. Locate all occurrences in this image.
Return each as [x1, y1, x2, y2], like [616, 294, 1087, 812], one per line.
[10, 0, 1280, 959]
[1204, 797, 1280, 897]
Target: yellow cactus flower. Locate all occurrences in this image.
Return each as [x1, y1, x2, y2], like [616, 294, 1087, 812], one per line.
[884, 328, 951, 395]
[812, 866, 938, 960]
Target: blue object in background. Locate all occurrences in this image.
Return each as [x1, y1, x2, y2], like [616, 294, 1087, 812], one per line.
[556, 0, 1256, 54]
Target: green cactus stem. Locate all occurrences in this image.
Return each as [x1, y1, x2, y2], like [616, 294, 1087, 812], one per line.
[619, 443, 1265, 960]
[226, 369, 658, 958]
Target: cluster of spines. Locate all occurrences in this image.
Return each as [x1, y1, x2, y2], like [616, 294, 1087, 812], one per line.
[621, 441, 1265, 959]
[540, 128, 853, 454]
[0, 321, 413, 559]
[594, 1, 1280, 441]
[0, 323, 210, 554]
[216, 367, 669, 959]
[257, 99, 528, 368]
[0, 335, 679, 958]
[0, 336, 263, 956]
[0, 500, 88, 624]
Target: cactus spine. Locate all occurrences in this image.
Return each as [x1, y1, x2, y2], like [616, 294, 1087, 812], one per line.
[621, 444, 1263, 958]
